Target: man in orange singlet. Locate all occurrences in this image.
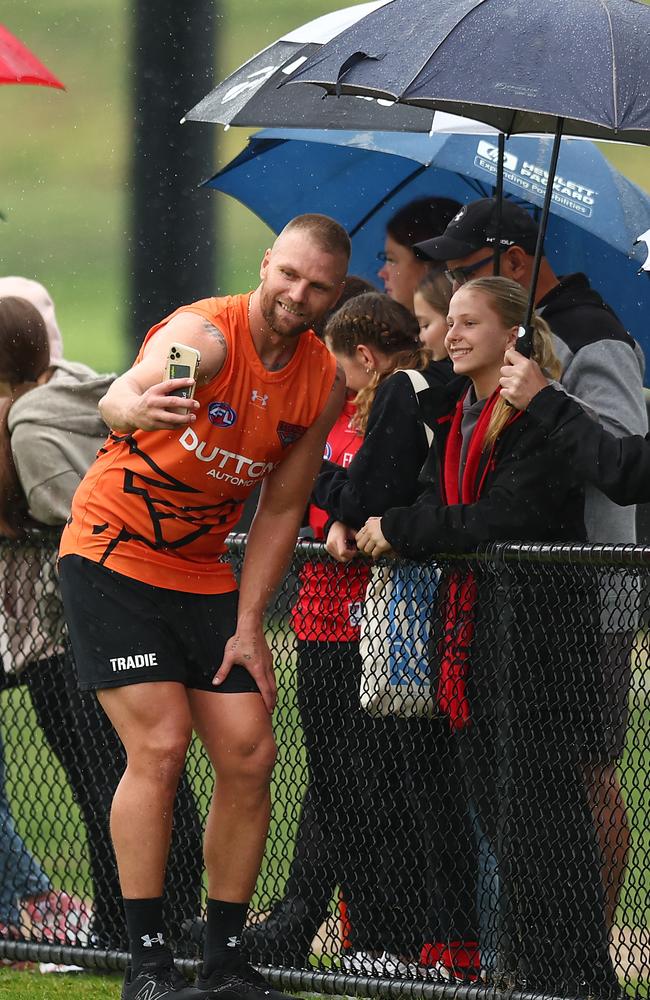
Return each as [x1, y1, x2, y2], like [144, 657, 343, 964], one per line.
[58, 215, 349, 1000]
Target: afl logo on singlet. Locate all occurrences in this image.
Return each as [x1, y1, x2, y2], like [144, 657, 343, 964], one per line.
[323, 442, 332, 461]
[208, 401, 237, 428]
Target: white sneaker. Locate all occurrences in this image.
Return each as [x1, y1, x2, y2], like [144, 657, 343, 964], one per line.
[341, 950, 378, 975]
[419, 961, 455, 981]
[341, 951, 417, 977]
[379, 952, 418, 978]
[39, 963, 84, 974]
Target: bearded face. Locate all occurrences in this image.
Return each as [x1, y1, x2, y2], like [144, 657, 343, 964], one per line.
[258, 230, 347, 339]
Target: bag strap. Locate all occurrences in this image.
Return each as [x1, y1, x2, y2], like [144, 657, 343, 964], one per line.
[395, 369, 434, 447]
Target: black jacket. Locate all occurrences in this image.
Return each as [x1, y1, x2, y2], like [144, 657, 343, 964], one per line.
[536, 272, 646, 545]
[382, 377, 587, 559]
[383, 377, 615, 996]
[312, 359, 454, 529]
[537, 271, 635, 354]
[527, 384, 650, 506]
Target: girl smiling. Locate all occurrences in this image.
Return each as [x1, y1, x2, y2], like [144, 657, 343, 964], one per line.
[355, 276, 619, 996]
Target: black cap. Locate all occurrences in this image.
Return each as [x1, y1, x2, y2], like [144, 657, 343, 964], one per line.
[413, 198, 539, 261]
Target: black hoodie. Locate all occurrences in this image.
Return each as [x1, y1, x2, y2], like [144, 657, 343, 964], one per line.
[536, 272, 646, 544]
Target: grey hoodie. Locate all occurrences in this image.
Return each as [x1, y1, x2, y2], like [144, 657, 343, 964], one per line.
[7, 358, 114, 525]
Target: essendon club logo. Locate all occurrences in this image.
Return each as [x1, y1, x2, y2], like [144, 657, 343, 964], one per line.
[276, 420, 307, 448]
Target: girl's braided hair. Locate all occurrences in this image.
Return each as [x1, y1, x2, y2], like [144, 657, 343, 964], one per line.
[324, 292, 430, 432]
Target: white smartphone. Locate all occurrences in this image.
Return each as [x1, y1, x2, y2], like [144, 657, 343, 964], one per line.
[163, 343, 201, 399]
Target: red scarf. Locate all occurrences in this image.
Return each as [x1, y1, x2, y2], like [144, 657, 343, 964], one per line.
[438, 388, 520, 730]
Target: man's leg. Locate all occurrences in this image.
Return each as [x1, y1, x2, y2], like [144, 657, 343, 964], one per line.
[97, 681, 193, 970]
[190, 688, 276, 901]
[189, 687, 300, 1000]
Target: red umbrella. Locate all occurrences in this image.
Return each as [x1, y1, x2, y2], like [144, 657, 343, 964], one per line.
[0, 24, 64, 89]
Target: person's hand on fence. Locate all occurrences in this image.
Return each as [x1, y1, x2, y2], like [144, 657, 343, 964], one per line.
[325, 520, 359, 562]
[356, 517, 394, 559]
[213, 625, 277, 714]
[499, 349, 550, 410]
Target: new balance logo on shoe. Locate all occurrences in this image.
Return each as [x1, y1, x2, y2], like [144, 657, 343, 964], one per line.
[141, 932, 165, 948]
[227, 935, 240, 948]
[134, 982, 168, 1000]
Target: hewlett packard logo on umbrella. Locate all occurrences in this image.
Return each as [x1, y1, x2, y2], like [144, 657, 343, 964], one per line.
[475, 140, 596, 218]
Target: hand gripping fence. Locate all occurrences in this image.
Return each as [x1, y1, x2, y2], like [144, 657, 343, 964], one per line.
[0, 530, 647, 1000]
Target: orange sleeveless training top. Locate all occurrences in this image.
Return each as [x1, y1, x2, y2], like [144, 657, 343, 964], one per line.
[59, 293, 337, 593]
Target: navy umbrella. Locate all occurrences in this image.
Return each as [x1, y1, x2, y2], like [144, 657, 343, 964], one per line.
[287, 0, 650, 344]
[206, 127, 650, 375]
[287, 0, 650, 143]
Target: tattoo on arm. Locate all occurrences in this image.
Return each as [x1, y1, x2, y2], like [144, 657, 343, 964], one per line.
[201, 320, 227, 350]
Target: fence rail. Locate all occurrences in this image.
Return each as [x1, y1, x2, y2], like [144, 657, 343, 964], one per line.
[0, 531, 647, 999]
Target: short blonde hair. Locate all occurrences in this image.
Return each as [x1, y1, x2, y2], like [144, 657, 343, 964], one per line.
[280, 214, 351, 262]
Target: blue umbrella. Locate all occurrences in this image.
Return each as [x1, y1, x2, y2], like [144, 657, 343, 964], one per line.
[206, 127, 650, 377]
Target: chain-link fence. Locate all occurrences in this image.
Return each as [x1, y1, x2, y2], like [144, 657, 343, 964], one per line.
[0, 531, 648, 999]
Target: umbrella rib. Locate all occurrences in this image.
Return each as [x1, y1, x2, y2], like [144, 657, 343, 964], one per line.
[349, 163, 430, 235]
[597, 0, 618, 130]
[349, 166, 494, 238]
[395, 0, 491, 102]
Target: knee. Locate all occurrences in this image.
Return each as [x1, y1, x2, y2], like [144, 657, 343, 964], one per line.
[220, 731, 278, 786]
[127, 726, 192, 791]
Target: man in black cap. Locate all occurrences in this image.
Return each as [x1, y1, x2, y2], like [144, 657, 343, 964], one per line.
[415, 196, 646, 931]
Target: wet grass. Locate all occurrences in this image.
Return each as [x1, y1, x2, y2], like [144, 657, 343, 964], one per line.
[0, 967, 122, 998]
[0, 1, 337, 375]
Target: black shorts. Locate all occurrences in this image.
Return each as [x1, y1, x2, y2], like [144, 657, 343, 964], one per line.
[59, 554, 260, 695]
